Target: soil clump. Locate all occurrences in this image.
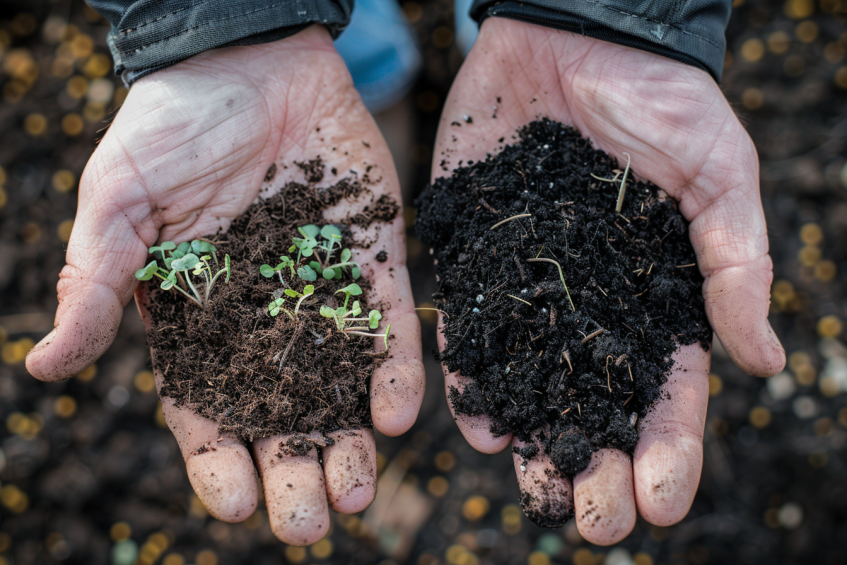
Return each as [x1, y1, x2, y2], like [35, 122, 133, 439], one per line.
[416, 119, 710, 484]
[144, 160, 397, 442]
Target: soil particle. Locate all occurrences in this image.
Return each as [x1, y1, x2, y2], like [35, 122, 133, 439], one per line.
[376, 250, 388, 263]
[145, 160, 398, 442]
[416, 120, 710, 485]
[295, 157, 326, 184]
[264, 162, 277, 182]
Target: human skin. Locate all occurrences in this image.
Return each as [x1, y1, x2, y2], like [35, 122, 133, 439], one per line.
[25, 25, 425, 546]
[433, 18, 786, 544]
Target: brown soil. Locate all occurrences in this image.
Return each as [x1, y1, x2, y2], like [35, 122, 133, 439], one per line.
[144, 159, 398, 442]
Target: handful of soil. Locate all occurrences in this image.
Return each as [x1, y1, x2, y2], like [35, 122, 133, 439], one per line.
[416, 120, 710, 481]
[144, 160, 398, 442]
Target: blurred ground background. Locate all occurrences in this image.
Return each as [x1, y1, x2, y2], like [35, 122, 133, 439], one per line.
[1, 0, 847, 564]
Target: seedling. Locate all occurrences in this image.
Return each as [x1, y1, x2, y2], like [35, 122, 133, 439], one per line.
[136, 240, 230, 307]
[284, 285, 315, 317]
[286, 224, 361, 282]
[268, 297, 292, 318]
[260, 256, 296, 283]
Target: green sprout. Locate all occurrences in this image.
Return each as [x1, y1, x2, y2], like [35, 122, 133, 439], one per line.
[335, 283, 363, 309]
[283, 224, 361, 282]
[268, 297, 289, 318]
[284, 285, 315, 317]
[135, 240, 230, 307]
[260, 256, 296, 283]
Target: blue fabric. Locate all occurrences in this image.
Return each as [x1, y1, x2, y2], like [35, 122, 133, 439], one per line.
[334, 0, 421, 113]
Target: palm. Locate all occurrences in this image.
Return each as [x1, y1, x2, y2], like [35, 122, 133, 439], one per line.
[28, 26, 423, 545]
[434, 18, 784, 543]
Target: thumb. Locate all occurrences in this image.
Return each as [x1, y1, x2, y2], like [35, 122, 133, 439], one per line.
[26, 168, 151, 382]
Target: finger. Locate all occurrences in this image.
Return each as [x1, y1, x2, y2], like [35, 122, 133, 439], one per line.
[26, 156, 154, 381]
[573, 449, 636, 545]
[356, 215, 425, 437]
[253, 434, 330, 545]
[322, 429, 377, 513]
[161, 398, 259, 522]
[138, 284, 259, 522]
[437, 316, 512, 454]
[512, 437, 574, 527]
[634, 343, 710, 526]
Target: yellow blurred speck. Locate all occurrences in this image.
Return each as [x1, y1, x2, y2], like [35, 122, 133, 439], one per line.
[527, 552, 550, 565]
[51, 56, 74, 79]
[2, 338, 35, 365]
[155, 403, 167, 427]
[84, 101, 106, 122]
[0, 187, 6, 209]
[76, 364, 97, 382]
[788, 351, 810, 372]
[749, 406, 772, 429]
[572, 548, 595, 565]
[110, 521, 131, 542]
[310, 538, 333, 559]
[794, 364, 817, 386]
[54, 395, 77, 418]
[284, 545, 307, 563]
[784, 0, 814, 19]
[799, 223, 823, 245]
[134, 370, 156, 393]
[162, 554, 184, 565]
[427, 476, 449, 497]
[835, 67, 847, 89]
[148, 532, 170, 552]
[66, 75, 88, 99]
[189, 494, 208, 518]
[61, 113, 85, 137]
[83, 53, 111, 79]
[817, 315, 842, 338]
[741, 38, 765, 62]
[838, 407, 847, 427]
[824, 42, 846, 63]
[0, 165, 6, 185]
[20, 222, 42, 244]
[114, 86, 129, 106]
[462, 495, 490, 521]
[24, 113, 47, 136]
[795, 20, 818, 43]
[814, 260, 837, 283]
[708, 374, 723, 396]
[434, 450, 455, 472]
[52, 169, 76, 193]
[0, 531, 11, 552]
[798, 245, 821, 267]
[70, 34, 94, 59]
[57, 219, 74, 243]
[767, 31, 790, 54]
[195, 549, 218, 565]
[634, 553, 655, 565]
[0, 484, 29, 513]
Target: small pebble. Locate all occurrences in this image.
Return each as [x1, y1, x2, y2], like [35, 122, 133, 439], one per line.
[519, 463, 526, 472]
[472, 307, 480, 313]
[476, 294, 484, 303]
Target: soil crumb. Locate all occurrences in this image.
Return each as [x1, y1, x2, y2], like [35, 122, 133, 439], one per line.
[416, 119, 710, 486]
[145, 159, 398, 442]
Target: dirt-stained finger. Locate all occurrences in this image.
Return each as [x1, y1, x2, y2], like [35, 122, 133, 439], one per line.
[512, 437, 574, 527]
[573, 449, 636, 545]
[438, 317, 512, 454]
[161, 398, 259, 522]
[322, 429, 377, 514]
[634, 343, 710, 526]
[253, 434, 330, 546]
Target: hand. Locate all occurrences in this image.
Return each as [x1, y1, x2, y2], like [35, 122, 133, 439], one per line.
[433, 18, 785, 543]
[26, 26, 424, 545]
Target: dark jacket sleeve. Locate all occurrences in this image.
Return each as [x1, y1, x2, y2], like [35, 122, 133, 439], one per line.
[470, 0, 731, 81]
[87, 0, 354, 86]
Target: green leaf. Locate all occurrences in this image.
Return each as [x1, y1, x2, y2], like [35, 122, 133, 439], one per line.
[161, 278, 175, 290]
[288, 244, 296, 253]
[351, 267, 361, 280]
[350, 301, 362, 317]
[322, 268, 337, 280]
[260, 264, 275, 278]
[171, 249, 186, 260]
[197, 241, 215, 254]
[336, 283, 363, 297]
[300, 224, 320, 238]
[369, 310, 382, 329]
[334, 270, 343, 280]
[340, 248, 352, 263]
[160, 241, 176, 251]
[171, 253, 200, 271]
[320, 305, 336, 318]
[177, 242, 191, 253]
[336, 306, 347, 318]
[191, 240, 202, 255]
[384, 323, 391, 350]
[321, 225, 342, 240]
[309, 261, 321, 271]
[297, 265, 317, 281]
[302, 285, 315, 295]
[284, 289, 299, 298]
[135, 260, 158, 281]
[224, 255, 231, 283]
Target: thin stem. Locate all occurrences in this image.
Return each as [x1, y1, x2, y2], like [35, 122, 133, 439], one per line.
[183, 272, 204, 306]
[170, 284, 203, 307]
[490, 214, 531, 230]
[526, 258, 575, 312]
[294, 293, 312, 317]
[615, 153, 631, 214]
